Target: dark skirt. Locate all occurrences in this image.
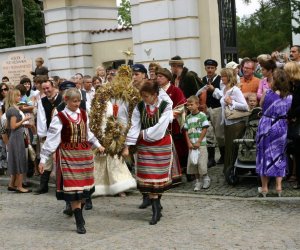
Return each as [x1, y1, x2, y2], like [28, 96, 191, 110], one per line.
[223, 121, 246, 174]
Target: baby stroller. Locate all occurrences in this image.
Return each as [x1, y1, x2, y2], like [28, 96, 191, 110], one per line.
[225, 107, 262, 185]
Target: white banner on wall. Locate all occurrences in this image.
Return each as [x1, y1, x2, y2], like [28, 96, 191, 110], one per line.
[2, 53, 33, 85]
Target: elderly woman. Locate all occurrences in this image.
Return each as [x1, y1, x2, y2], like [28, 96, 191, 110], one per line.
[218, 68, 248, 179]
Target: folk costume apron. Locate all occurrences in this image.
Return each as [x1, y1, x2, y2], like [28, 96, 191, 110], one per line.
[56, 109, 95, 201]
[136, 101, 172, 194]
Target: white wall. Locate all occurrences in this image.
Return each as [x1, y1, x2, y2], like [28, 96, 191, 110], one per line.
[130, 0, 201, 73]
[0, 44, 47, 83]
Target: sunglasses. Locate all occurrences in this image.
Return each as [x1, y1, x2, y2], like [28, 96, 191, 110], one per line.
[1, 88, 8, 92]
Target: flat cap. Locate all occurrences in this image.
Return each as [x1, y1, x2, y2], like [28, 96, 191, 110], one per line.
[204, 59, 218, 67]
[59, 81, 76, 91]
[132, 64, 147, 74]
[156, 68, 172, 81]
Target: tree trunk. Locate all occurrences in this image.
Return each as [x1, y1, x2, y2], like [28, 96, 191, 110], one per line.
[12, 0, 25, 47]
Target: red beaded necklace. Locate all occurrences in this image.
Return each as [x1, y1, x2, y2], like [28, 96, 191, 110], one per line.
[146, 104, 158, 117]
[66, 112, 81, 123]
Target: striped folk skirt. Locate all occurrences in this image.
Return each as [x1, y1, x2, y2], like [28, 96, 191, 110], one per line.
[136, 135, 172, 194]
[56, 142, 95, 201]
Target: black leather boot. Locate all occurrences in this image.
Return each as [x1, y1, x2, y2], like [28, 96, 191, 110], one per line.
[34, 170, 51, 195]
[207, 147, 216, 168]
[149, 199, 161, 225]
[139, 194, 151, 209]
[158, 195, 163, 210]
[85, 197, 93, 210]
[217, 146, 225, 164]
[63, 201, 73, 216]
[74, 208, 86, 234]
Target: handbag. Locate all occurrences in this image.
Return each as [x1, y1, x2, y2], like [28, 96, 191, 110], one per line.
[287, 120, 300, 140]
[28, 144, 36, 161]
[225, 106, 251, 120]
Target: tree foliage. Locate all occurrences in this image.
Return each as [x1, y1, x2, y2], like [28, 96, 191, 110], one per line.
[0, 0, 45, 49]
[237, 0, 299, 58]
[118, 0, 132, 27]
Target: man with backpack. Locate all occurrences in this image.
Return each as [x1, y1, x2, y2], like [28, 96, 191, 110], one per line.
[169, 56, 201, 98]
[169, 56, 201, 182]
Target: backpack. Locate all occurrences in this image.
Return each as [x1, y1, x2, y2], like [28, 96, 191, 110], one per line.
[188, 71, 203, 90]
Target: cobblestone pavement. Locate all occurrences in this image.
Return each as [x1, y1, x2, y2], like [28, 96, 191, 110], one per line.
[172, 164, 300, 198]
[0, 186, 300, 250]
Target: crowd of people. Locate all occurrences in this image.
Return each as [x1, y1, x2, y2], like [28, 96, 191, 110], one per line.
[0, 45, 300, 234]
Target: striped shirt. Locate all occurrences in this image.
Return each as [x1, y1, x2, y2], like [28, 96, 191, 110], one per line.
[184, 112, 209, 145]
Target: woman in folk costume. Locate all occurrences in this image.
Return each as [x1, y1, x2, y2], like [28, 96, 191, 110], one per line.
[156, 68, 187, 185]
[122, 80, 173, 225]
[89, 65, 139, 197]
[39, 88, 105, 234]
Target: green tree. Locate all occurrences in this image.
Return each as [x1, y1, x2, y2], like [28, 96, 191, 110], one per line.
[0, 0, 45, 49]
[118, 0, 131, 27]
[237, 0, 297, 57]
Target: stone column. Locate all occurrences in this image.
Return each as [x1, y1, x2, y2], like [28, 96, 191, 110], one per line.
[130, 0, 201, 72]
[42, 0, 118, 78]
[198, 0, 221, 75]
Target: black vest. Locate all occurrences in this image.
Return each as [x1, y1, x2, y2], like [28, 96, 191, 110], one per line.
[202, 75, 222, 109]
[41, 94, 62, 129]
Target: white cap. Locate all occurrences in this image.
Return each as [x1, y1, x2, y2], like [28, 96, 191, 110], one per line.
[226, 61, 239, 69]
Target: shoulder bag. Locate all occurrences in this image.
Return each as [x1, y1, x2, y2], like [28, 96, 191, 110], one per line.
[224, 88, 250, 120]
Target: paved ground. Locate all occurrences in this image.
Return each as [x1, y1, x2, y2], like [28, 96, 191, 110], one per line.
[1, 159, 300, 249]
[0, 186, 300, 250]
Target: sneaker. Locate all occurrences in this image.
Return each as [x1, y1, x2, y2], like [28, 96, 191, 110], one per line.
[202, 175, 211, 189]
[194, 180, 203, 191]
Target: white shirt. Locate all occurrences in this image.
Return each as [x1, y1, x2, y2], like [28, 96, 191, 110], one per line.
[84, 87, 95, 113]
[37, 94, 60, 138]
[39, 107, 101, 164]
[159, 88, 173, 122]
[126, 97, 173, 145]
[220, 86, 249, 125]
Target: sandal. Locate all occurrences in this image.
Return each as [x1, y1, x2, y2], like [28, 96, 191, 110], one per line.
[15, 188, 32, 193]
[276, 190, 282, 197]
[7, 186, 17, 192]
[258, 187, 268, 197]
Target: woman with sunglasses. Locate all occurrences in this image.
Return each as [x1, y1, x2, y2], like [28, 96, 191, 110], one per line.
[0, 83, 9, 111]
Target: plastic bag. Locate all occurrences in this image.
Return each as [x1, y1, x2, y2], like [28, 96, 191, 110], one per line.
[189, 149, 200, 165]
[28, 144, 36, 162]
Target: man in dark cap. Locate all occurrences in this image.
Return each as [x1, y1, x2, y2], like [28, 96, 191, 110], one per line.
[202, 59, 225, 167]
[169, 55, 201, 98]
